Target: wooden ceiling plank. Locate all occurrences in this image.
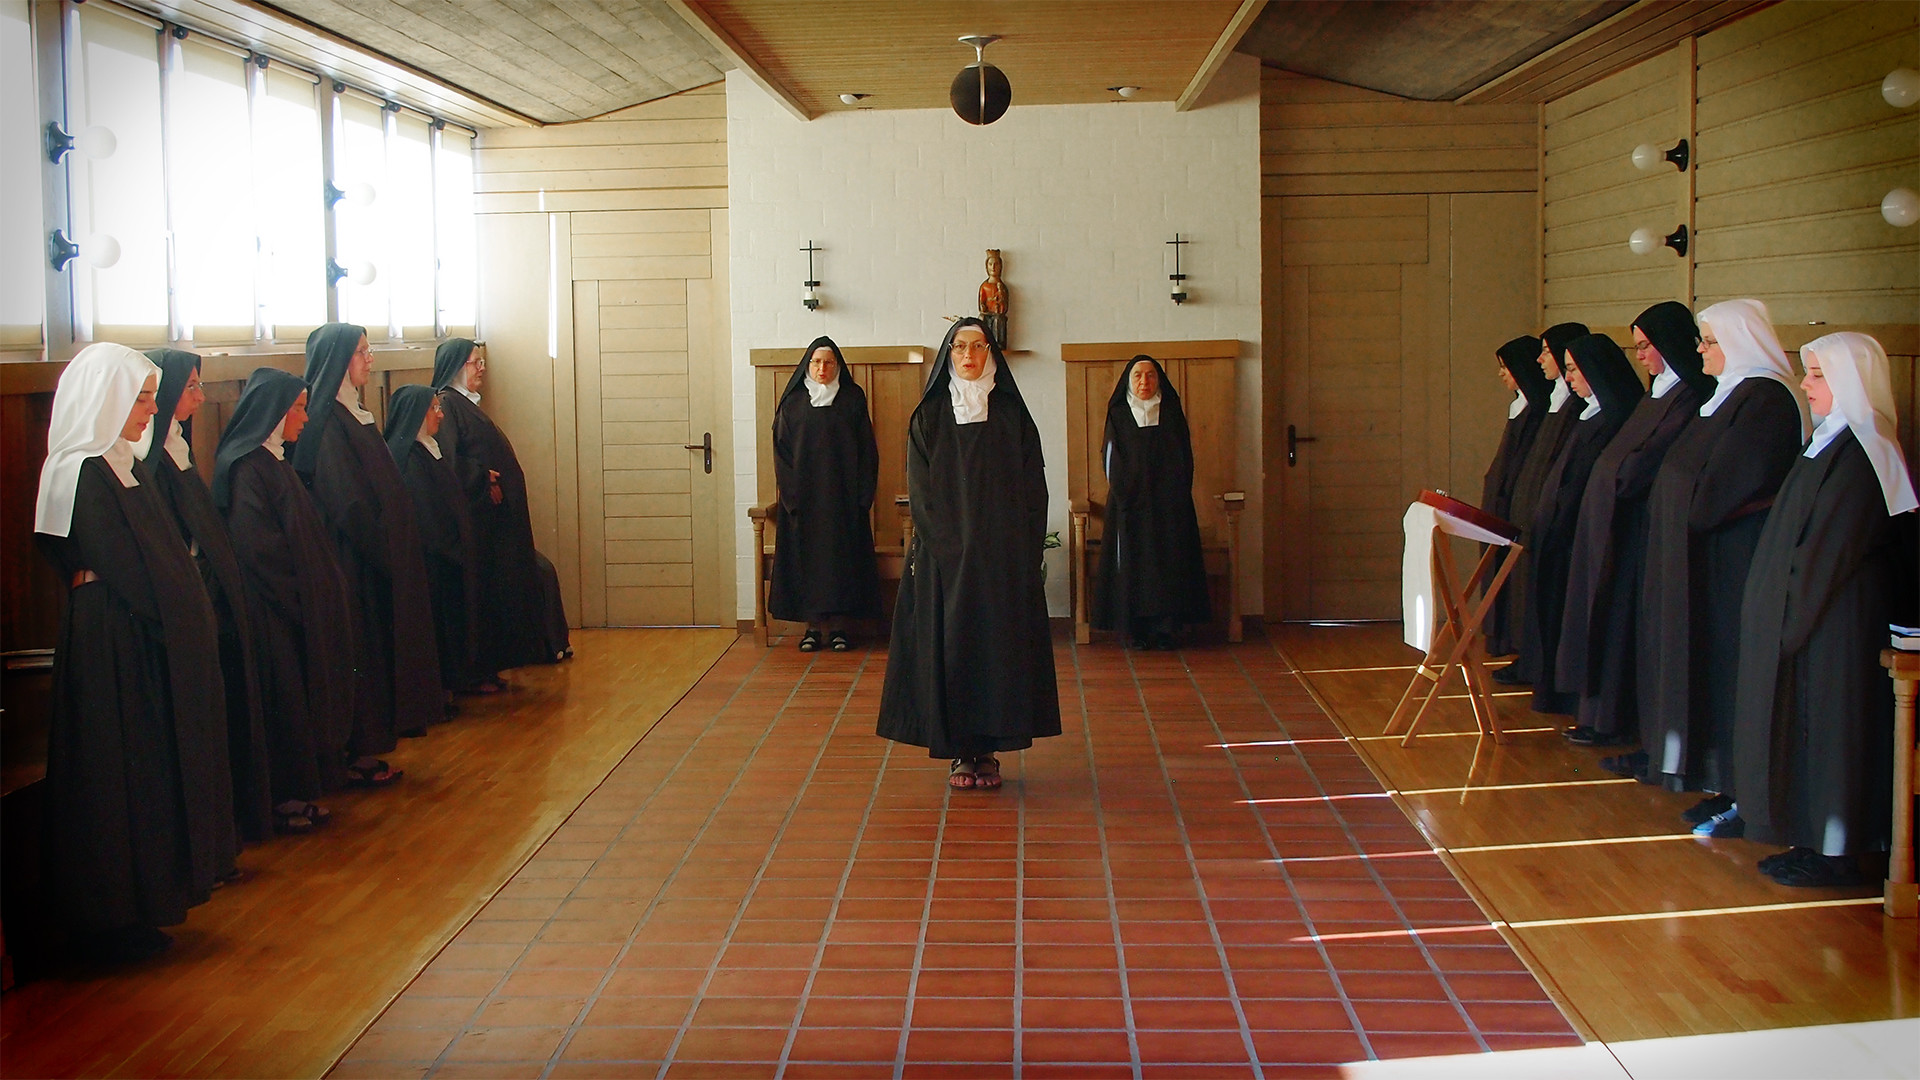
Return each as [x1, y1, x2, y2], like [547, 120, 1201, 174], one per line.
[1527, 0, 1766, 101]
[666, 0, 812, 121]
[1462, 0, 1772, 106]
[1455, 0, 1676, 104]
[1176, 0, 1267, 112]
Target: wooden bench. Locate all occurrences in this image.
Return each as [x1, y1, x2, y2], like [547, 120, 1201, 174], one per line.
[1062, 339, 1245, 645]
[744, 344, 926, 646]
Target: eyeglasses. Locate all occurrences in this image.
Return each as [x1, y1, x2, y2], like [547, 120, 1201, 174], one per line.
[1700, 336, 1719, 348]
[467, 358, 487, 371]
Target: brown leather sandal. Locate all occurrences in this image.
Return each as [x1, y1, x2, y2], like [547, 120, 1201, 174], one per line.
[971, 756, 1002, 790]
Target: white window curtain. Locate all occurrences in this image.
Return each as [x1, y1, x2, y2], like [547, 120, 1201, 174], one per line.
[332, 91, 389, 335]
[253, 64, 325, 339]
[435, 126, 476, 333]
[387, 110, 436, 336]
[0, 0, 46, 349]
[71, 3, 167, 343]
[167, 37, 255, 342]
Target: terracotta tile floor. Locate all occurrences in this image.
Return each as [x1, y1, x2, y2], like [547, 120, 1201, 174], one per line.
[331, 634, 1581, 1078]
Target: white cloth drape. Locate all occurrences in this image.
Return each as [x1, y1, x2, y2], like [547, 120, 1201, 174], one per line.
[34, 343, 160, 536]
[1697, 299, 1808, 438]
[1800, 332, 1917, 515]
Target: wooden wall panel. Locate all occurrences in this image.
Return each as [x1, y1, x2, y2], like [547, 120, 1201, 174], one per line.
[473, 83, 726, 216]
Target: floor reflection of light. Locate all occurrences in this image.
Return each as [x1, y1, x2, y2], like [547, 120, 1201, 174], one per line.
[1292, 897, 1882, 943]
[1270, 849, 1436, 865]
[1209, 738, 1352, 748]
[1298, 664, 1418, 674]
[1451, 834, 1694, 855]
[1238, 792, 1394, 804]
[1296, 923, 1500, 943]
[1399, 778, 1637, 796]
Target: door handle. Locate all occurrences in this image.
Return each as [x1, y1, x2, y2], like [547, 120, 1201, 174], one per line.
[684, 432, 712, 474]
[1287, 424, 1316, 467]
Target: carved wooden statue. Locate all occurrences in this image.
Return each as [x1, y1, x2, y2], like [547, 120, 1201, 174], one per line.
[979, 249, 1009, 350]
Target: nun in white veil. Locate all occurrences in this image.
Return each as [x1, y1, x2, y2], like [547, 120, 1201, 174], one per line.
[1731, 332, 1918, 886]
[33, 344, 235, 962]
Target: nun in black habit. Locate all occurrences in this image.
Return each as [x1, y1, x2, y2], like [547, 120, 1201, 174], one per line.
[293, 324, 442, 783]
[431, 339, 571, 670]
[33, 344, 234, 961]
[1635, 299, 1806, 824]
[215, 369, 355, 830]
[1494, 321, 1588, 685]
[768, 337, 882, 650]
[1556, 304, 1715, 745]
[386, 385, 485, 693]
[877, 319, 1061, 791]
[1093, 354, 1210, 649]
[1732, 332, 1917, 885]
[1480, 335, 1550, 658]
[1519, 333, 1644, 716]
[144, 349, 273, 845]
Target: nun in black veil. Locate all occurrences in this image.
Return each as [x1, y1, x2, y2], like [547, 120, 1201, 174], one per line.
[386, 385, 486, 695]
[1519, 333, 1644, 716]
[214, 369, 354, 830]
[1495, 321, 1588, 685]
[878, 319, 1061, 791]
[144, 349, 273, 845]
[431, 339, 571, 669]
[293, 324, 441, 784]
[1092, 354, 1210, 649]
[1480, 335, 1551, 658]
[768, 336, 881, 651]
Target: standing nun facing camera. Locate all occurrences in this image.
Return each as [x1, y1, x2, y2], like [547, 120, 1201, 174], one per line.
[878, 319, 1061, 791]
[1734, 332, 1918, 887]
[1093, 354, 1210, 650]
[768, 336, 881, 652]
[34, 343, 235, 962]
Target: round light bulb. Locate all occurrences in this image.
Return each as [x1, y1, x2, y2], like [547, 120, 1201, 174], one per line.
[1631, 143, 1662, 172]
[1627, 227, 1657, 255]
[1882, 187, 1920, 228]
[346, 182, 377, 208]
[1116, 86, 1139, 99]
[349, 260, 378, 285]
[84, 233, 121, 269]
[76, 125, 117, 160]
[1882, 68, 1920, 109]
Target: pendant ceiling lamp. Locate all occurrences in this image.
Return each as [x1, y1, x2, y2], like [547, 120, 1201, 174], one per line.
[951, 34, 1010, 126]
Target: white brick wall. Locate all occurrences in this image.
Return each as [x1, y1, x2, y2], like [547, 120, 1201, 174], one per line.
[726, 56, 1264, 620]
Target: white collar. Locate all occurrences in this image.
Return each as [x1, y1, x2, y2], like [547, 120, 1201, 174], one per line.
[1798, 332, 1918, 514]
[264, 424, 287, 461]
[418, 430, 443, 459]
[805, 374, 840, 408]
[1548, 378, 1571, 413]
[455, 383, 480, 405]
[1650, 370, 1679, 399]
[1128, 392, 1162, 428]
[164, 418, 193, 470]
[1804, 411, 1848, 459]
[1507, 391, 1526, 420]
[103, 439, 140, 487]
[949, 356, 995, 425]
[337, 378, 376, 425]
[1578, 394, 1601, 420]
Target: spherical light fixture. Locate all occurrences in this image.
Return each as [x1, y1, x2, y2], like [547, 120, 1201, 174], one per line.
[1109, 85, 1140, 99]
[1631, 139, 1689, 172]
[1628, 225, 1688, 256]
[349, 260, 379, 286]
[44, 122, 117, 164]
[951, 34, 1010, 126]
[85, 233, 122, 269]
[838, 93, 868, 105]
[1882, 187, 1920, 228]
[1882, 68, 1920, 109]
[345, 182, 377, 208]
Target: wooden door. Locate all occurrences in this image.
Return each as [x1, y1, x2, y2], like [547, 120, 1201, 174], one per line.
[572, 208, 735, 626]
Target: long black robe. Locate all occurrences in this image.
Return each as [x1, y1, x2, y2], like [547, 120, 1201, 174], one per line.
[1481, 335, 1550, 656]
[387, 386, 483, 691]
[1522, 335, 1643, 715]
[1501, 323, 1589, 675]
[768, 337, 882, 622]
[1638, 377, 1803, 792]
[1093, 355, 1210, 632]
[432, 339, 569, 668]
[1555, 303, 1715, 737]
[1733, 431, 1914, 853]
[877, 318, 1061, 759]
[294, 325, 442, 753]
[37, 458, 233, 933]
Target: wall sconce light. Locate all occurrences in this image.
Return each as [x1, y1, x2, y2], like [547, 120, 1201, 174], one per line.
[48, 229, 120, 271]
[1167, 233, 1190, 304]
[1108, 86, 1140, 99]
[838, 93, 869, 105]
[44, 121, 116, 164]
[324, 181, 378, 208]
[326, 259, 378, 287]
[1631, 139, 1689, 172]
[1883, 68, 1920, 109]
[1882, 188, 1920, 228]
[951, 34, 1010, 126]
[801, 240, 822, 310]
[1628, 225, 1688, 257]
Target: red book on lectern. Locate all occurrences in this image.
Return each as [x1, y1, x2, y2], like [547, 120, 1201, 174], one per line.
[1417, 490, 1520, 545]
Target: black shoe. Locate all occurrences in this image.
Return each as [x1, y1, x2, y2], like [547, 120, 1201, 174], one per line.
[1600, 750, 1648, 778]
[1129, 636, 1150, 651]
[78, 925, 173, 965]
[798, 629, 821, 652]
[1562, 725, 1596, 744]
[1683, 793, 1734, 825]
[1491, 665, 1529, 686]
[1152, 631, 1176, 651]
[1769, 851, 1866, 888]
[1757, 846, 1812, 875]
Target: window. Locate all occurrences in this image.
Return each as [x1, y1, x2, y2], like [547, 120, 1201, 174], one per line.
[169, 37, 255, 341]
[386, 110, 436, 336]
[71, 2, 167, 341]
[252, 64, 326, 338]
[0, 0, 45, 348]
[435, 126, 476, 333]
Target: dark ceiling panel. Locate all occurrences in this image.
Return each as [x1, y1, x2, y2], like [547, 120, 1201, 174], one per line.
[1236, 0, 1635, 101]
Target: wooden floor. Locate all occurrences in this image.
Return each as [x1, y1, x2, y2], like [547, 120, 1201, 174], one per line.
[0, 628, 736, 1079]
[1270, 623, 1919, 1044]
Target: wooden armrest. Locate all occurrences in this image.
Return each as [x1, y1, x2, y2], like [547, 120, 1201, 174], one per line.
[748, 499, 781, 522]
[1070, 499, 1090, 515]
[1216, 490, 1246, 511]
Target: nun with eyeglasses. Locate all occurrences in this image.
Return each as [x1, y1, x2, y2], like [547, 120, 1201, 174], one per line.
[1732, 332, 1917, 887]
[33, 343, 235, 962]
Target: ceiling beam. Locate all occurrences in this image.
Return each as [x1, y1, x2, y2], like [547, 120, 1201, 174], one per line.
[666, 0, 814, 122]
[1456, 0, 1772, 106]
[1175, 0, 1267, 112]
